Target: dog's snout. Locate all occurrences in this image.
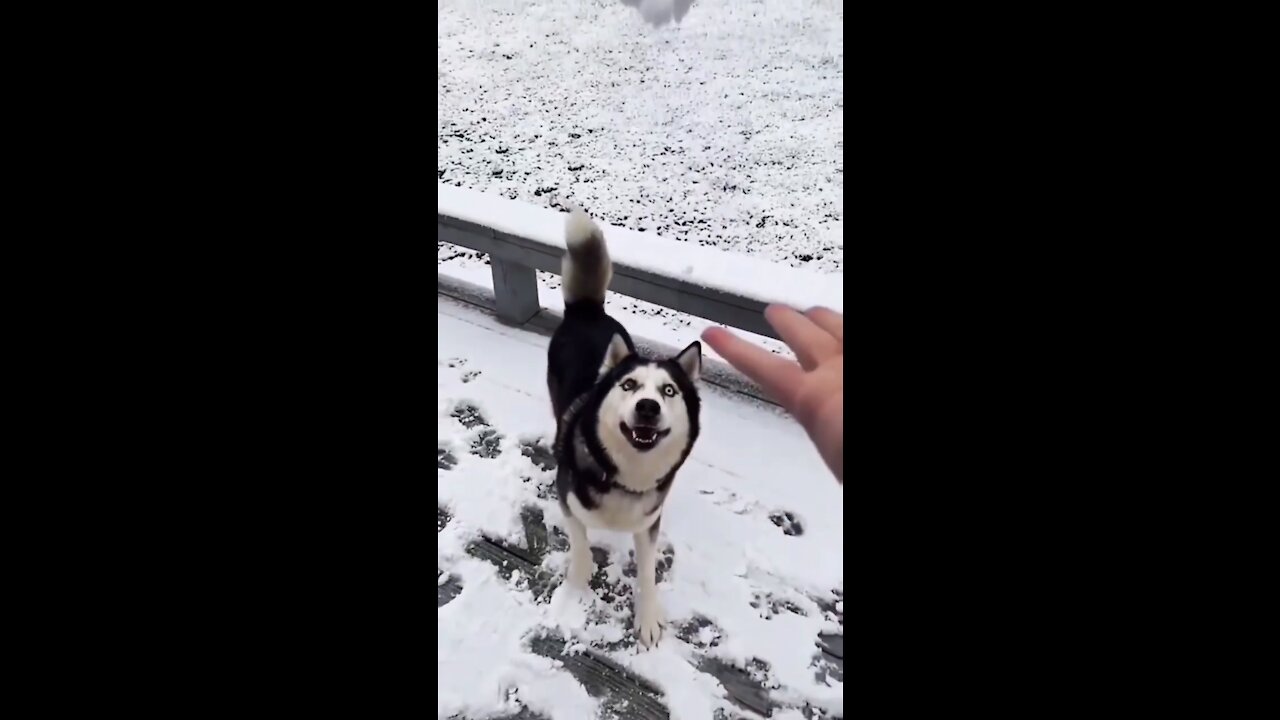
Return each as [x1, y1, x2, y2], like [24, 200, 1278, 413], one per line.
[635, 399, 661, 420]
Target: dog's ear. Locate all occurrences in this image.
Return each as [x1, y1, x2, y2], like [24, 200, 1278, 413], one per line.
[673, 341, 701, 382]
[598, 333, 632, 377]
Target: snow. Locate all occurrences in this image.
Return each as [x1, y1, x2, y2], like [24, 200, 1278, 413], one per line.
[438, 0, 843, 355]
[439, 3, 844, 711]
[439, 559, 601, 719]
[438, 296, 843, 719]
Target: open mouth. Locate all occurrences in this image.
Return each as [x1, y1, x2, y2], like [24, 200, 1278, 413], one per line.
[620, 422, 671, 450]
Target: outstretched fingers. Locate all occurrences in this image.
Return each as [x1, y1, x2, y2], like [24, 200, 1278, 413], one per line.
[700, 326, 803, 407]
[804, 306, 843, 345]
[765, 305, 842, 371]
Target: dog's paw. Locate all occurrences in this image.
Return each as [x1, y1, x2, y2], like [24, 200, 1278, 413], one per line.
[635, 597, 665, 649]
[567, 549, 593, 588]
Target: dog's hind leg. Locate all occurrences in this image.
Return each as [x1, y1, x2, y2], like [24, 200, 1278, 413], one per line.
[564, 513, 593, 588]
[632, 521, 665, 648]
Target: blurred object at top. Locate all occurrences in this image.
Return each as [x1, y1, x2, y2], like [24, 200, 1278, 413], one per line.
[619, 0, 695, 27]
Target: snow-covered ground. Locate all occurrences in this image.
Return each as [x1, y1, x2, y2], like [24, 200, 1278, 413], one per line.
[438, 297, 843, 719]
[438, 3, 844, 716]
[438, 0, 844, 354]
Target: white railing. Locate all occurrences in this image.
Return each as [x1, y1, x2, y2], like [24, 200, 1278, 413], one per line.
[437, 184, 842, 341]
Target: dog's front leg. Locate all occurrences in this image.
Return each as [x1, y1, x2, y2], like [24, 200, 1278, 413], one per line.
[564, 513, 593, 588]
[633, 521, 664, 648]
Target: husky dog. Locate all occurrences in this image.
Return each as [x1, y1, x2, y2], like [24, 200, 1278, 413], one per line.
[548, 207, 702, 649]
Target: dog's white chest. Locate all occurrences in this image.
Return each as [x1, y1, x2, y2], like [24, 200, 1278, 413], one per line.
[567, 488, 661, 533]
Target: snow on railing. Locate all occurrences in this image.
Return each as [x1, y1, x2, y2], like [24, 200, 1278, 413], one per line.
[437, 184, 842, 340]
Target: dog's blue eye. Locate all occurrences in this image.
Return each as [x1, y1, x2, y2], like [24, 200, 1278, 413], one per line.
[622, 379, 637, 391]
[663, 384, 676, 397]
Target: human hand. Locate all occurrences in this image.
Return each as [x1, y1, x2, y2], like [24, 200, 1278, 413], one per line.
[701, 305, 843, 483]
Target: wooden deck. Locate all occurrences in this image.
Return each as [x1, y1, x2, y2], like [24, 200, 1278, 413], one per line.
[438, 296, 843, 719]
[438, 432, 843, 720]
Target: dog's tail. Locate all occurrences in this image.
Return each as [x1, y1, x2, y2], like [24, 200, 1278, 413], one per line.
[561, 207, 612, 305]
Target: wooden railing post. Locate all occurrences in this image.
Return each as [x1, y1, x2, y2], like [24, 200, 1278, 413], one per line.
[489, 256, 540, 325]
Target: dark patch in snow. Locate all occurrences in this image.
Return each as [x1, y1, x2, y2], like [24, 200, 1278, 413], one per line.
[697, 657, 774, 717]
[517, 505, 565, 562]
[812, 591, 845, 685]
[525, 634, 669, 719]
[620, 544, 675, 584]
[437, 570, 462, 607]
[483, 710, 550, 720]
[451, 403, 489, 428]
[470, 428, 504, 458]
[519, 438, 557, 471]
[769, 510, 804, 536]
[438, 447, 458, 470]
[466, 533, 558, 600]
[675, 615, 723, 648]
[750, 591, 807, 619]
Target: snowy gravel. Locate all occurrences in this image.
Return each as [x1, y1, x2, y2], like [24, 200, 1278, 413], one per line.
[439, 0, 843, 259]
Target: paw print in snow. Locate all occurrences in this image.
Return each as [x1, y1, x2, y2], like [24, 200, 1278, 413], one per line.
[676, 615, 724, 649]
[470, 428, 503, 458]
[451, 403, 489, 429]
[519, 438, 556, 471]
[461, 370, 481, 383]
[438, 447, 458, 470]
[658, 545, 675, 581]
[751, 591, 807, 619]
[621, 544, 676, 583]
[769, 510, 804, 536]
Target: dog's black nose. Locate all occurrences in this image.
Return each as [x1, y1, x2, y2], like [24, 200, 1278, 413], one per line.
[635, 399, 661, 420]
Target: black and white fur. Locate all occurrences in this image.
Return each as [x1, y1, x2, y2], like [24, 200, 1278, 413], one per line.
[548, 207, 702, 649]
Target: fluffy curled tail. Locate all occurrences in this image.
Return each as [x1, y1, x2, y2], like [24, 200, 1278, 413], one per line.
[561, 207, 612, 304]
